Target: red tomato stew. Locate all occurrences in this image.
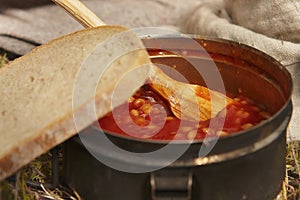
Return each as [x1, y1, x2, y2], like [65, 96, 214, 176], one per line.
[97, 85, 271, 140]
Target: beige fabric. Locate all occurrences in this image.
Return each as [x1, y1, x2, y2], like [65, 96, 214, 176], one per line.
[183, 0, 300, 67]
[183, 0, 300, 141]
[224, 0, 300, 43]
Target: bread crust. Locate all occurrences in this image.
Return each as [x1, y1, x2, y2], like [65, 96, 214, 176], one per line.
[0, 26, 150, 180]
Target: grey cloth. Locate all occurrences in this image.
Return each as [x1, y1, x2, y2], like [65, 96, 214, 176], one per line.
[0, 0, 201, 55]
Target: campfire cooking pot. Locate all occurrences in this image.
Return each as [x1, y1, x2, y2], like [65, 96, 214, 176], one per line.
[63, 36, 293, 200]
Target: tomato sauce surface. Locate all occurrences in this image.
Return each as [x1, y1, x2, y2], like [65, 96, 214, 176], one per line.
[98, 85, 271, 140]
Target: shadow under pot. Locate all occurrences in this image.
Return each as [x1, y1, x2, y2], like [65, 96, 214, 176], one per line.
[63, 36, 293, 200]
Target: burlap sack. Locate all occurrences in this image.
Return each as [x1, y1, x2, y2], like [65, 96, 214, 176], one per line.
[183, 0, 300, 140]
[224, 0, 300, 43]
[183, 0, 300, 67]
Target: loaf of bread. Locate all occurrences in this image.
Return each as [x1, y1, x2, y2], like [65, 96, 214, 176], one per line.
[0, 26, 150, 180]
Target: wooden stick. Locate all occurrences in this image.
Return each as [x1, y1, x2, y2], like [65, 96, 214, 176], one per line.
[52, 0, 105, 28]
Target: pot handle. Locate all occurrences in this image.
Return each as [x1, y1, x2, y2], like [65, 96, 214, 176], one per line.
[150, 170, 193, 200]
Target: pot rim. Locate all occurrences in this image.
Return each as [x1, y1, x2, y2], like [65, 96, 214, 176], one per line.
[76, 35, 293, 167]
[97, 35, 293, 145]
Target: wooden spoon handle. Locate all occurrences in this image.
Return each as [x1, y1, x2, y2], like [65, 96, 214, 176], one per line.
[52, 0, 234, 122]
[52, 0, 105, 28]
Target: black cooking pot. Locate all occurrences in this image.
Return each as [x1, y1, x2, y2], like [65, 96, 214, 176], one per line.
[63, 36, 293, 200]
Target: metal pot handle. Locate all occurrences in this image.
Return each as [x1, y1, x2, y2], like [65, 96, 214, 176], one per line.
[150, 170, 193, 200]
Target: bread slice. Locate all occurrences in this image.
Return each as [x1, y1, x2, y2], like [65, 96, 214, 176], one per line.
[0, 26, 150, 181]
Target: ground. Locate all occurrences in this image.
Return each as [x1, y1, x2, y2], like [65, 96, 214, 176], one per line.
[0, 53, 299, 200]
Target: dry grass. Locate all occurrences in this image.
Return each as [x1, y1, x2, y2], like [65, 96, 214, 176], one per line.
[0, 53, 8, 68]
[284, 141, 300, 200]
[0, 53, 299, 199]
[0, 151, 81, 200]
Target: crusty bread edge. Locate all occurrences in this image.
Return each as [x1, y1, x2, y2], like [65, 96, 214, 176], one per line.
[0, 26, 150, 181]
